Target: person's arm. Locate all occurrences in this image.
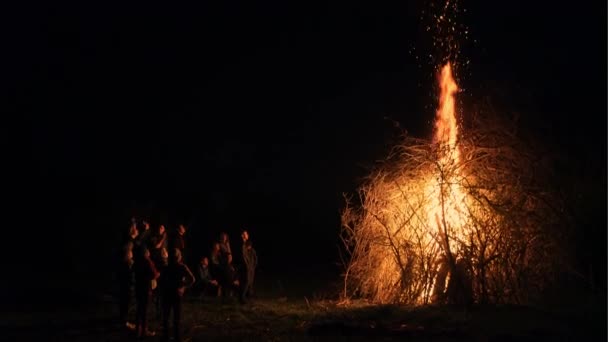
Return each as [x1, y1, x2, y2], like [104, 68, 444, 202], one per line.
[183, 265, 195, 288]
[149, 259, 160, 280]
[243, 247, 250, 268]
[155, 234, 166, 249]
[197, 265, 204, 281]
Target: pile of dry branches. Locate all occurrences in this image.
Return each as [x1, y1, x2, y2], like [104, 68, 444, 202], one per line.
[340, 111, 565, 305]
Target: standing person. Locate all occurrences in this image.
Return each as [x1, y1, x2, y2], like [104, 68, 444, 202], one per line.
[176, 225, 186, 250]
[210, 242, 221, 268]
[149, 225, 168, 268]
[125, 221, 139, 249]
[117, 219, 138, 330]
[209, 242, 222, 296]
[171, 225, 186, 253]
[154, 247, 169, 320]
[219, 232, 232, 258]
[132, 220, 149, 250]
[133, 248, 160, 339]
[240, 230, 258, 303]
[139, 220, 153, 248]
[160, 249, 195, 342]
[117, 244, 136, 330]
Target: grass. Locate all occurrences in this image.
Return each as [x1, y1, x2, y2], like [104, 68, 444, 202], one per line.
[1, 273, 605, 341]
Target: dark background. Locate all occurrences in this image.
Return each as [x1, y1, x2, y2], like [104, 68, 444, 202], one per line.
[1, 1, 605, 305]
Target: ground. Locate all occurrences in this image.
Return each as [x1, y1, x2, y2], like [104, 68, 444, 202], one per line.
[1, 274, 605, 341]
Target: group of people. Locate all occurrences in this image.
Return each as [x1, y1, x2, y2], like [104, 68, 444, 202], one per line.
[116, 218, 258, 341]
[196, 231, 258, 302]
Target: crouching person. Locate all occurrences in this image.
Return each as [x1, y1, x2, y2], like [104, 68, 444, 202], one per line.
[160, 248, 195, 342]
[197, 256, 220, 299]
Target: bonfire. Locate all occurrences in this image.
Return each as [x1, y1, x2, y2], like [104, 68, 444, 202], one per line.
[340, 62, 564, 305]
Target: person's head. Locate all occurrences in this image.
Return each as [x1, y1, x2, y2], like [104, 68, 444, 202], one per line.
[241, 230, 249, 242]
[140, 247, 150, 259]
[212, 242, 220, 252]
[143, 220, 150, 230]
[220, 232, 228, 243]
[178, 224, 186, 236]
[200, 256, 209, 267]
[159, 224, 166, 235]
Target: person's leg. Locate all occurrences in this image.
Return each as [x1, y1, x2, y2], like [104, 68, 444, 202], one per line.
[221, 280, 228, 303]
[119, 284, 129, 325]
[155, 290, 162, 320]
[239, 276, 246, 303]
[249, 269, 255, 297]
[198, 283, 209, 302]
[161, 294, 171, 342]
[141, 292, 149, 336]
[174, 297, 182, 342]
[135, 292, 143, 337]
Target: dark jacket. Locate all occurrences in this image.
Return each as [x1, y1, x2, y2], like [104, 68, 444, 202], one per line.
[197, 264, 214, 285]
[134, 257, 160, 295]
[242, 242, 258, 271]
[160, 262, 195, 297]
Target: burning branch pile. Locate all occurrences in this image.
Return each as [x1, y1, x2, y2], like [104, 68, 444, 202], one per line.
[340, 64, 564, 305]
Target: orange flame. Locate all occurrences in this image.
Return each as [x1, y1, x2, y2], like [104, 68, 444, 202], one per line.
[425, 62, 467, 257]
[434, 63, 459, 149]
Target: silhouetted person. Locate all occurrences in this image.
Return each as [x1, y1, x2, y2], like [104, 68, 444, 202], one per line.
[170, 225, 187, 260]
[210, 242, 221, 269]
[219, 232, 232, 257]
[160, 249, 195, 342]
[134, 247, 160, 339]
[125, 221, 139, 249]
[118, 220, 138, 330]
[133, 220, 152, 252]
[240, 230, 258, 303]
[209, 242, 222, 296]
[150, 224, 168, 268]
[197, 257, 219, 297]
[117, 245, 136, 330]
[154, 247, 169, 319]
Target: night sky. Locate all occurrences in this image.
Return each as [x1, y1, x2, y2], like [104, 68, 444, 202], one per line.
[2, 1, 606, 299]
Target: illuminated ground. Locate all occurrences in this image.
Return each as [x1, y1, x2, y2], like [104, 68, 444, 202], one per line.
[1, 277, 604, 342]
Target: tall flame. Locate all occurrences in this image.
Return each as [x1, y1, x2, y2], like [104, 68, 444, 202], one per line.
[426, 62, 467, 258]
[434, 63, 459, 151]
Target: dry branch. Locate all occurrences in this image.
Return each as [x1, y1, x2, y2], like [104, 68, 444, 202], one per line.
[340, 112, 566, 305]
